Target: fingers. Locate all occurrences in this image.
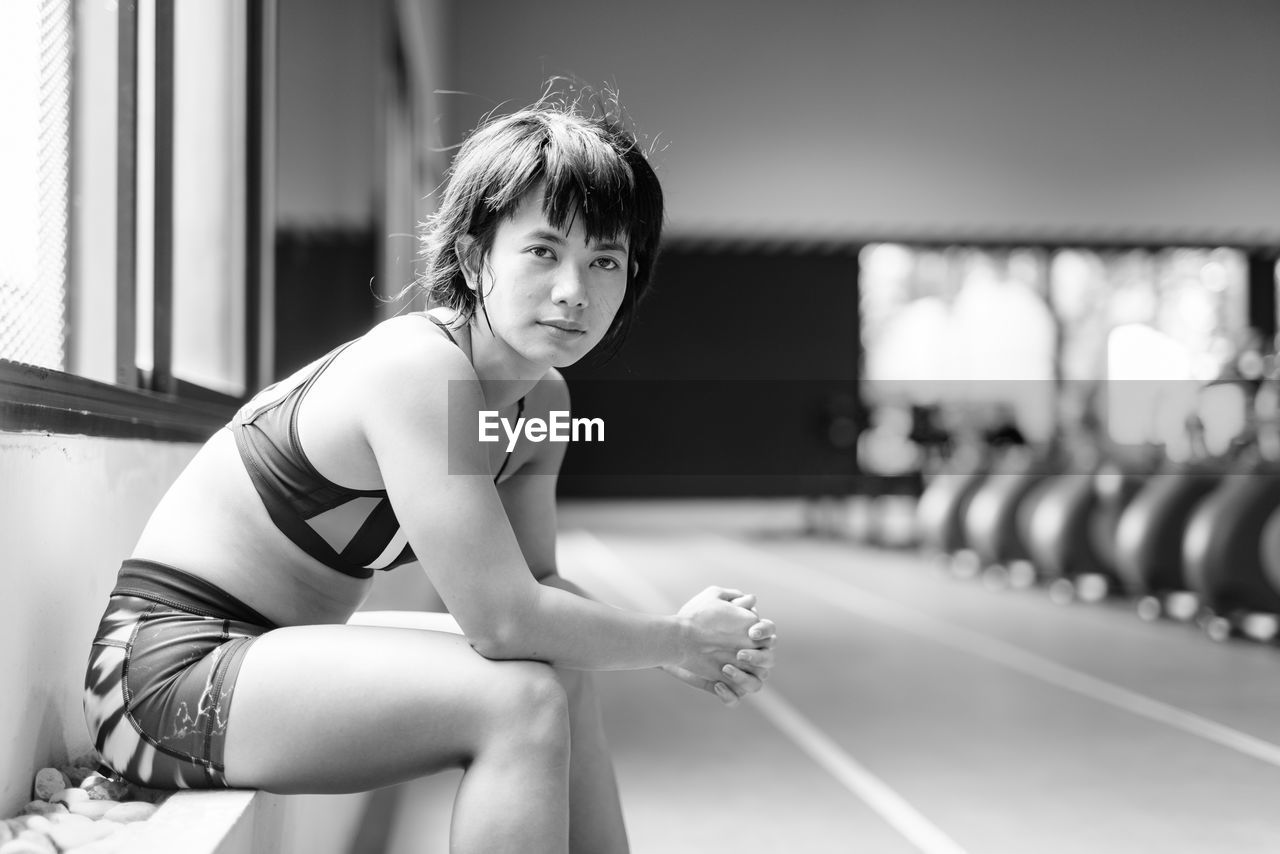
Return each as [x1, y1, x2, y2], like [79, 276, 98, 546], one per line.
[680, 586, 778, 707]
[720, 662, 763, 695]
[735, 646, 775, 677]
[664, 664, 743, 707]
[748, 618, 776, 645]
[713, 682, 740, 707]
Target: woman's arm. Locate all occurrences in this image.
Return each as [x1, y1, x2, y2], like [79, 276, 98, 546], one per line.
[496, 372, 776, 702]
[353, 327, 758, 678]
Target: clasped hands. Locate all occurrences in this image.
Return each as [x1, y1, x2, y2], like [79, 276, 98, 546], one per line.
[665, 586, 777, 707]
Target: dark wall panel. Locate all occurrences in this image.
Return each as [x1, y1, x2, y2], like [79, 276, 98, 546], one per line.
[560, 244, 862, 497]
[274, 228, 378, 377]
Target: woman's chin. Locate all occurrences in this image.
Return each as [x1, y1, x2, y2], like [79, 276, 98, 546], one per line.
[509, 344, 575, 372]
[546, 347, 587, 369]
[531, 335, 599, 367]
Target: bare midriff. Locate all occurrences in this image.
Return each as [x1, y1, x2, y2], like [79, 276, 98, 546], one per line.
[130, 427, 379, 627]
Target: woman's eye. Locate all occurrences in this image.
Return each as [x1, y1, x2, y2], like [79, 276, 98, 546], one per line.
[529, 246, 555, 259]
[594, 257, 621, 271]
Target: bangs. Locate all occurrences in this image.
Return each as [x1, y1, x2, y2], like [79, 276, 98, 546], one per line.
[477, 113, 639, 248]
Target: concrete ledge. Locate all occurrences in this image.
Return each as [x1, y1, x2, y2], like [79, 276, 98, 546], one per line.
[124, 790, 279, 854]
[122, 788, 369, 854]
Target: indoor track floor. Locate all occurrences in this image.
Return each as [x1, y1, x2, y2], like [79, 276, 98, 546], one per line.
[380, 500, 1280, 854]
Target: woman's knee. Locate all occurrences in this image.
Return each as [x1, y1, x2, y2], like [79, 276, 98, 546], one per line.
[480, 660, 570, 751]
[552, 666, 594, 707]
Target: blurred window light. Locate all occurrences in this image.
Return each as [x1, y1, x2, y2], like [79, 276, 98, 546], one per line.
[1107, 253, 1159, 328]
[950, 261, 1055, 381]
[1153, 248, 1247, 361]
[1051, 249, 1115, 385]
[1049, 249, 1105, 323]
[1105, 323, 1194, 446]
[860, 243, 1055, 442]
[1198, 383, 1248, 457]
[862, 243, 914, 283]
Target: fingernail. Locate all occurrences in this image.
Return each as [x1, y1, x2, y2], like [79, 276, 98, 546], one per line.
[737, 650, 751, 662]
[722, 664, 738, 677]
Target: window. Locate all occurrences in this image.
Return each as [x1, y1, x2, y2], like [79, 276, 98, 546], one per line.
[0, 0, 275, 440]
[859, 243, 1058, 446]
[0, 1, 71, 372]
[144, 0, 250, 397]
[860, 242, 1271, 477]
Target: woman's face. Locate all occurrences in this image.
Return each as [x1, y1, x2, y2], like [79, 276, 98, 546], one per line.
[470, 190, 630, 369]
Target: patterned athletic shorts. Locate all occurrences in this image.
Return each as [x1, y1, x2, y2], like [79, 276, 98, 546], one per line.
[83, 559, 278, 788]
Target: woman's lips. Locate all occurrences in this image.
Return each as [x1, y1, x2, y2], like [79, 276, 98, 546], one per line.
[538, 319, 587, 337]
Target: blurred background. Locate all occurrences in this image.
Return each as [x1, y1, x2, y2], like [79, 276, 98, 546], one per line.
[3, 1, 1280, 851]
[4, 0, 1279, 499]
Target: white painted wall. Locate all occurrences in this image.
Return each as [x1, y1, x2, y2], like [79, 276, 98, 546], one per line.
[446, 0, 1280, 243]
[0, 433, 198, 816]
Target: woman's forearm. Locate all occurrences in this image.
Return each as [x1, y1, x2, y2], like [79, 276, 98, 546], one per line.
[478, 581, 688, 671]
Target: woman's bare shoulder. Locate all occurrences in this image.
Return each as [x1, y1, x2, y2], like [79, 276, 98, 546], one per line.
[307, 313, 483, 439]
[351, 313, 477, 384]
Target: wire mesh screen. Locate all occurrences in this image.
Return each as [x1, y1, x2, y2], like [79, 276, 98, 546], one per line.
[0, 0, 71, 370]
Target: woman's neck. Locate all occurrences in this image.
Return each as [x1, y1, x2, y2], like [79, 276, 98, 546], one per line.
[471, 336, 543, 408]
[427, 308, 542, 407]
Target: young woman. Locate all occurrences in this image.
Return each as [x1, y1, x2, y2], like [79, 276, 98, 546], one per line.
[84, 93, 777, 853]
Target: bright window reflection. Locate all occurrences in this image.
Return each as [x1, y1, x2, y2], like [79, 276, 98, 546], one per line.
[1095, 248, 1247, 447]
[860, 243, 1056, 444]
[68, 0, 121, 383]
[1105, 323, 1194, 448]
[172, 0, 248, 396]
[861, 243, 1252, 464]
[135, 0, 248, 396]
[0, 1, 71, 371]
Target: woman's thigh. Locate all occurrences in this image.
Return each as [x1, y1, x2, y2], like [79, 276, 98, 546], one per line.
[348, 609, 463, 633]
[222, 623, 561, 794]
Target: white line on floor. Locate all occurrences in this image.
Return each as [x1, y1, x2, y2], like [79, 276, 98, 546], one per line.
[560, 529, 972, 854]
[697, 534, 1280, 771]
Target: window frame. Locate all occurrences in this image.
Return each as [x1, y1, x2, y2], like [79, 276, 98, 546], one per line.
[0, 0, 276, 442]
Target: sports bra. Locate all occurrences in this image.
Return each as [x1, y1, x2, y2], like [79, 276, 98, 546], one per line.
[229, 314, 523, 579]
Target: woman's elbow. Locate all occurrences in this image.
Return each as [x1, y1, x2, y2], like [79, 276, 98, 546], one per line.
[459, 587, 544, 660]
[466, 617, 529, 660]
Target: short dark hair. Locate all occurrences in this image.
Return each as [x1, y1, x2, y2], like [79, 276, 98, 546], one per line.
[418, 87, 664, 355]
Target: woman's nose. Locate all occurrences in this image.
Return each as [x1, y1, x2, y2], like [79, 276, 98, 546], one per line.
[553, 264, 588, 307]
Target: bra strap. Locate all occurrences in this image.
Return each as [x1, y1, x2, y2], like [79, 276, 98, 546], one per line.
[421, 313, 460, 347]
[492, 396, 526, 482]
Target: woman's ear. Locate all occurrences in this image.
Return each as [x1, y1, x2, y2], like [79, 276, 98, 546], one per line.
[456, 235, 481, 291]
